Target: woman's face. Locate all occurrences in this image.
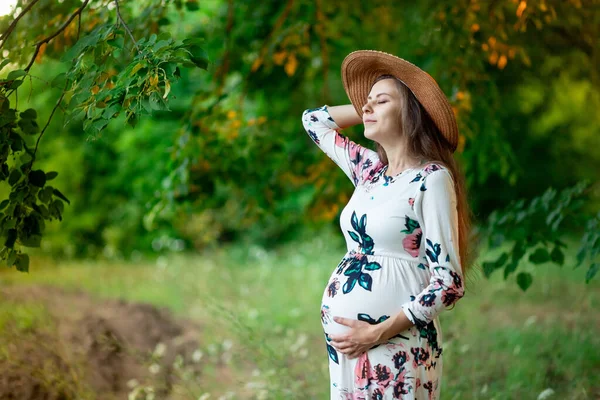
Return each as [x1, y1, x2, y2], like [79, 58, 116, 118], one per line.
[361, 79, 403, 144]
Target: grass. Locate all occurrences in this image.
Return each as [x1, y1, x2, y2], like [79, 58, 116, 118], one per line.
[1, 230, 598, 399]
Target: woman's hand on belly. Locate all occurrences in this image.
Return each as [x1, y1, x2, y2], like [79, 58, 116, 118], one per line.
[328, 316, 379, 359]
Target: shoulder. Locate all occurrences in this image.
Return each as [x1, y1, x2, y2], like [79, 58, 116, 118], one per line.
[417, 163, 455, 193]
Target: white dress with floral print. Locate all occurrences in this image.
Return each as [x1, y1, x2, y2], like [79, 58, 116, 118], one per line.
[302, 106, 464, 400]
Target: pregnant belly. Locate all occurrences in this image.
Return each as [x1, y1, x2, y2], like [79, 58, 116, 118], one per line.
[320, 255, 428, 336]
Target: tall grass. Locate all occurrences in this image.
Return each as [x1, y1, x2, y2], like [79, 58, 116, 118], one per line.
[1, 229, 598, 399]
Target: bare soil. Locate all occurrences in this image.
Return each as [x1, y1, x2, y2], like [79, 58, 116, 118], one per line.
[0, 284, 203, 400]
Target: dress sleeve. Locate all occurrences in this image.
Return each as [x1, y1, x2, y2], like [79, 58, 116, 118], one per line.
[302, 105, 378, 187]
[401, 168, 465, 328]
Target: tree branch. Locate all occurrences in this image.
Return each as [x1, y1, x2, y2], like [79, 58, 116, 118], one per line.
[114, 0, 140, 52]
[28, 85, 67, 171]
[23, 0, 91, 72]
[0, 0, 40, 51]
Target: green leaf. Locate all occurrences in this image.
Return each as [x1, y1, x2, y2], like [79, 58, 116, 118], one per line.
[61, 30, 102, 61]
[28, 170, 47, 187]
[511, 241, 526, 262]
[188, 45, 209, 69]
[45, 171, 58, 180]
[7, 69, 26, 80]
[18, 117, 39, 135]
[50, 199, 64, 220]
[9, 79, 23, 89]
[51, 72, 67, 89]
[0, 59, 10, 70]
[20, 109, 37, 119]
[185, 0, 200, 11]
[6, 249, 16, 267]
[39, 186, 53, 204]
[126, 112, 138, 128]
[483, 251, 508, 278]
[4, 228, 17, 248]
[91, 118, 110, 132]
[8, 169, 21, 186]
[586, 263, 598, 284]
[0, 200, 9, 210]
[529, 248, 550, 264]
[503, 260, 519, 279]
[9, 133, 23, 151]
[152, 39, 171, 52]
[107, 36, 124, 49]
[21, 234, 42, 248]
[550, 246, 564, 266]
[102, 105, 120, 119]
[575, 245, 586, 268]
[15, 253, 29, 272]
[52, 188, 70, 205]
[516, 272, 533, 291]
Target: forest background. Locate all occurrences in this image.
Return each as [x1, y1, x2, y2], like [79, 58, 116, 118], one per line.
[0, 0, 598, 399]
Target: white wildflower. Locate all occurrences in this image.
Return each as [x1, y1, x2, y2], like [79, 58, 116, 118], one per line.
[222, 339, 233, 351]
[126, 379, 139, 389]
[149, 363, 160, 375]
[153, 343, 166, 358]
[192, 349, 204, 363]
[537, 388, 555, 400]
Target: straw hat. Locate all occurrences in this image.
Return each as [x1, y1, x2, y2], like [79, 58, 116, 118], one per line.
[341, 50, 458, 152]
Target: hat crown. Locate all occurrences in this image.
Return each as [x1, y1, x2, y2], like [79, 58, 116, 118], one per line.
[341, 50, 458, 152]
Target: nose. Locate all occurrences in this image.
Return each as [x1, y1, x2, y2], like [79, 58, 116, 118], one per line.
[361, 101, 372, 115]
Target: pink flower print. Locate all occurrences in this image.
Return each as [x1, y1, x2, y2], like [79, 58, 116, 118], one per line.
[408, 197, 415, 208]
[321, 305, 332, 325]
[327, 278, 341, 298]
[423, 380, 435, 400]
[402, 227, 422, 258]
[354, 352, 375, 389]
[392, 368, 410, 398]
[334, 131, 348, 148]
[373, 364, 393, 390]
[423, 163, 442, 175]
[442, 287, 462, 306]
[371, 388, 384, 400]
[410, 347, 430, 368]
[392, 350, 408, 370]
[351, 390, 368, 400]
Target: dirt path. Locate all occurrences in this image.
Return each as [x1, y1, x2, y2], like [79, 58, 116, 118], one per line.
[0, 284, 203, 400]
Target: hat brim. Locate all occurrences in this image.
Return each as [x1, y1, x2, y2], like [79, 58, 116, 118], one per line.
[341, 50, 458, 152]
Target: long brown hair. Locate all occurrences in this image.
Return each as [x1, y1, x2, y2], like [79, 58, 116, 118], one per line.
[372, 75, 475, 275]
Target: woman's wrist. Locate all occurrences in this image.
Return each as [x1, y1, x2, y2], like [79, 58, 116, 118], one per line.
[326, 104, 363, 129]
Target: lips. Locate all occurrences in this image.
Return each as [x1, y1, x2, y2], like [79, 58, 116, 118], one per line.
[364, 120, 376, 123]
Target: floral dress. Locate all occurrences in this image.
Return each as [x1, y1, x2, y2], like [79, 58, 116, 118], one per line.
[302, 106, 465, 400]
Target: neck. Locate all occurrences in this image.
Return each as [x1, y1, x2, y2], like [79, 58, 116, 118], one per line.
[380, 141, 424, 175]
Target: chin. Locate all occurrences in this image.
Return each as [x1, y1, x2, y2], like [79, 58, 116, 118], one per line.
[363, 129, 378, 141]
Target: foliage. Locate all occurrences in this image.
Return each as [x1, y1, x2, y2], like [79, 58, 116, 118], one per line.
[483, 180, 599, 290]
[0, 0, 208, 269]
[0, 0, 598, 289]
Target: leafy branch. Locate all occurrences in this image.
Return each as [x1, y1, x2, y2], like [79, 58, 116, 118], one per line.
[0, 0, 41, 51]
[114, 0, 140, 53]
[0, 1, 210, 272]
[23, 0, 92, 73]
[482, 180, 599, 290]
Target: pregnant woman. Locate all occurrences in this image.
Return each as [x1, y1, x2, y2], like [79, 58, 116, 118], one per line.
[301, 50, 472, 399]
